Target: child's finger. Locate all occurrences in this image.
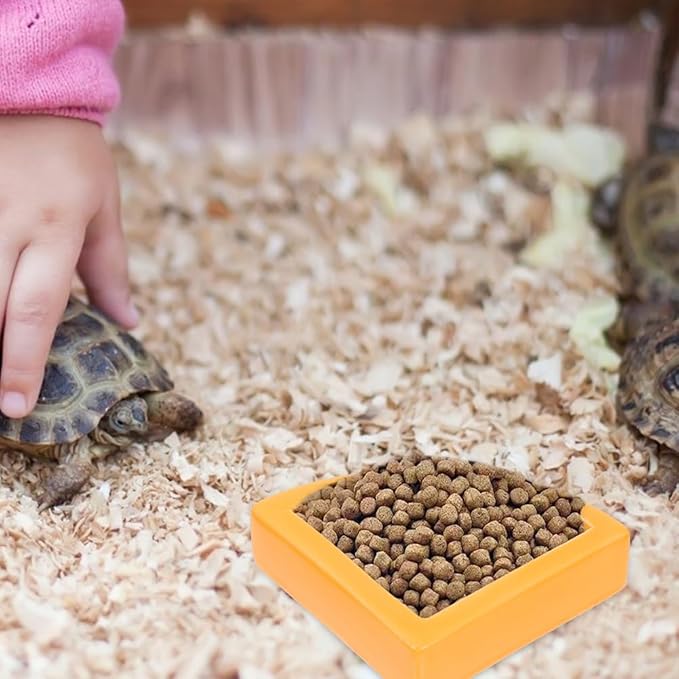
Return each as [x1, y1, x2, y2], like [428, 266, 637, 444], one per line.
[77, 183, 137, 329]
[0, 243, 80, 418]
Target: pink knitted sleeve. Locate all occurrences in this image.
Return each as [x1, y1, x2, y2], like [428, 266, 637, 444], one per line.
[0, 0, 125, 125]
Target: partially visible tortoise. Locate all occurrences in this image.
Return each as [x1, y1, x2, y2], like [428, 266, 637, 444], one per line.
[592, 122, 679, 495]
[0, 296, 203, 510]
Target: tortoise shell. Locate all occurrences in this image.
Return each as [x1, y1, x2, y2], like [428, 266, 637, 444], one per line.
[617, 151, 679, 305]
[618, 319, 679, 453]
[0, 296, 173, 446]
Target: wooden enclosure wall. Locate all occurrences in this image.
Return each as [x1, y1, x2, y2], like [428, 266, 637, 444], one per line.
[112, 1, 679, 154]
[122, 0, 668, 29]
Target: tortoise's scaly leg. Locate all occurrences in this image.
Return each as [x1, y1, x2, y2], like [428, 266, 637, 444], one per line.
[37, 437, 95, 511]
[644, 449, 679, 497]
[144, 392, 203, 434]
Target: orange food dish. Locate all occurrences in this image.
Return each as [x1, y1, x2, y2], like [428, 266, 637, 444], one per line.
[251, 477, 630, 679]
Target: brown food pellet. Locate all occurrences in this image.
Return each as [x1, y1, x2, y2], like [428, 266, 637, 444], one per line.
[463, 565, 482, 582]
[479, 536, 498, 551]
[433, 579, 449, 597]
[403, 590, 420, 607]
[404, 544, 429, 563]
[571, 497, 585, 512]
[543, 507, 559, 523]
[420, 588, 439, 607]
[532, 546, 549, 557]
[337, 536, 354, 552]
[390, 543, 405, 559]
[341, 498, 360, 520]
[494, 568, 509, 579]
[385, 525, 406, 542]
[451, 476, 470, 494]
[432, 559, 455, 581]
[419, 559, 434, 578]
[425, 508, 440, 524]
[419, 486, 439, 509]
[446, 580, 465, 601]
[370, 536, 390, 552]
[465, 581, 482, 594]
[547, 516, 567, 534]
[458, 512, 472, 531]
[413, 526, 434, 545]
[403, 468, 418, 485]
[563, 527, 579, 539]
[470, 549, 491, 566]
[392, 510, 410, 526]
[430, 535, 448, 556]
[446, 541, 463, 559]
[515, 554, 533, 567]
[480, 576, 495, 587]
[471, 508, 490, 527]
[527, 514, 545, 530]
[358, 497, 377, 516]
[447, 494, 464, 512]
[395, 484, 414, 501]
[376, 488, 396, 507]
[531, 493, 550, 513]
[480, 564, 494, 577]
[543, 488, 559, 503]
[512, 540, 531, 557]
[440, 504, 458, 526]
[509, 487, 529, 505]
[321, 525, 338, 543]
[420, 605, 438, 618]
[484, 521, 506, 539]
[443, 525, 464, 541]
[410, 573, 431, 593]
[567, 512, 583, 529]
[324, 507, 341, 522]
[415, 460, 436, 481]
[376, 506, 393, 525]
[481, 491, 496, 507]
[374, 551, 392, 574]
[364, 564, 381, 579]
[452, 554, 471, 572]
[535, 528, 552, 546]
[495, 489, 510, 504]
[399, 560, 419, 581]
[512, 521, 534, 541]
[493, 557, 513, 571]
[461, 534, 479, 554]
[356, 545, 375, 564]
[355, 530, 372, 547]
[307, 517, 324, 532]
[463, 487, 484, 509]
[549, 533, 568, 549]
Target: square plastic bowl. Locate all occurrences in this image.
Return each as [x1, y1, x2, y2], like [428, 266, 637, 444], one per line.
[251, 478, 630, 679]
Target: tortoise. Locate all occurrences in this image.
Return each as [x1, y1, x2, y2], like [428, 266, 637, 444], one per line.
[0, 295, 203, 510]
[589, 10, 679, 496]
[591, 122, 679, 495]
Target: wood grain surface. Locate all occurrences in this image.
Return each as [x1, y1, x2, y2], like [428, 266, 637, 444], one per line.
[122, 0, 669, 29]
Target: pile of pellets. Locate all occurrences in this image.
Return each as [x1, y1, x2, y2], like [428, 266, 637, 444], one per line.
[295, 456, 586, 618]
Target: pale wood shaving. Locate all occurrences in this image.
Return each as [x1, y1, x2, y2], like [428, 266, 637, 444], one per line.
[1, 97, 678, 677]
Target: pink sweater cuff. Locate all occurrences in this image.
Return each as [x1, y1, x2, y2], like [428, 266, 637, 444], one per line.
[0, 0, 125, 125]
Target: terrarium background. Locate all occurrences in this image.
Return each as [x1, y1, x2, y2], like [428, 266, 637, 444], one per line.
[115, 0, 679, 154]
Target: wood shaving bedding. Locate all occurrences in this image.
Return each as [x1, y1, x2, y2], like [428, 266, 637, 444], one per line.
[1, 95, 678, 678]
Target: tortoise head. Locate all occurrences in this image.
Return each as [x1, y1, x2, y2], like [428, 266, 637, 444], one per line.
[100, 396, 149, 438]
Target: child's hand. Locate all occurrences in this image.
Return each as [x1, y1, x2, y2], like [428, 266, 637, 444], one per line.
[0, 115, 137, 419]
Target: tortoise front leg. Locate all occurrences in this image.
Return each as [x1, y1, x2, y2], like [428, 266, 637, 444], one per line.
[144, 391, 203, 434]
[37, 438, 95, 511]
[644, 449, 679, 497]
